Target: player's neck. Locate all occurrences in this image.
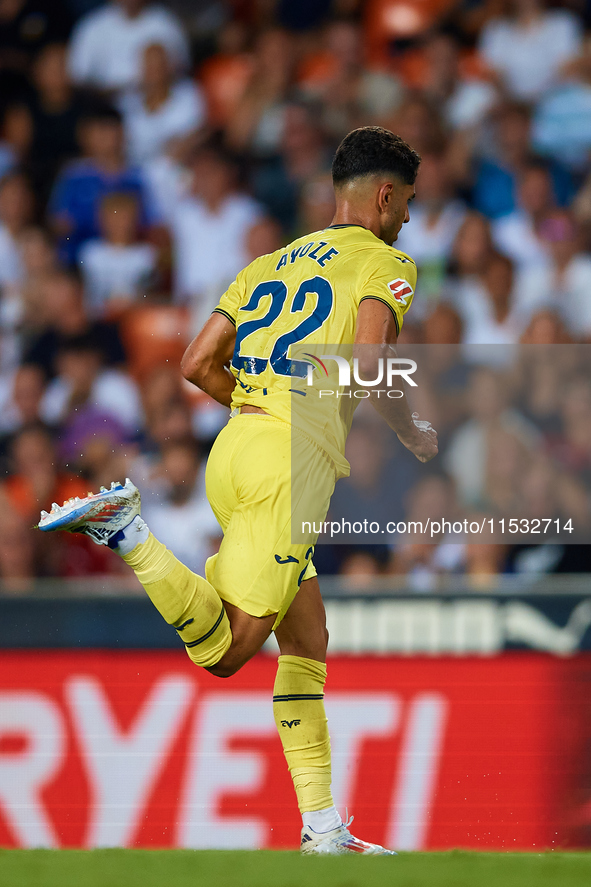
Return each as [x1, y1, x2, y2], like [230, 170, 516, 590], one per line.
[330, 207, 381, 241]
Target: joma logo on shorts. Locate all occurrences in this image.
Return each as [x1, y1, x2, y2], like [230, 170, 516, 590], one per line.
[281, 719, 301, 728]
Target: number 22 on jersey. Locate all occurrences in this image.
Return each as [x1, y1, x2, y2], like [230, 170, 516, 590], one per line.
[231, 276, 333, 378]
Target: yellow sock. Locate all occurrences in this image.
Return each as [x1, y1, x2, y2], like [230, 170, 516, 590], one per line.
[273, 655, 333, 813]
[122, 533, 231, 668]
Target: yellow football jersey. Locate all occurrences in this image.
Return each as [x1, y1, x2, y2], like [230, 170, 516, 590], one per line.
[214, 224, 416, 476]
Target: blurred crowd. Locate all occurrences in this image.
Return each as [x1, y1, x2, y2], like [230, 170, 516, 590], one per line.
[1, 0, 591, 588]
[324, 346, 591, 583]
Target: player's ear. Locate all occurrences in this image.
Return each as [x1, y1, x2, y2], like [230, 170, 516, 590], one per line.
[377, 181, 393, 213]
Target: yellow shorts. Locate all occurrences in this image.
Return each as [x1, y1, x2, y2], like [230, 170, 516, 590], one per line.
[204, 413, 335, 628]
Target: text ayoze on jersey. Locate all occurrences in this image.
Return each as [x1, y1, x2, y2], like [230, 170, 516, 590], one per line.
[275, 240, 340, 271]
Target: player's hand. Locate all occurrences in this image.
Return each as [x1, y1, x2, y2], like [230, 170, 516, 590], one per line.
[399, 412, 439, 463]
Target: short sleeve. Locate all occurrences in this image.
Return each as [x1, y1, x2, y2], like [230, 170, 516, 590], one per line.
[357, 250, 417, 335]
[213, 267, 247, 326]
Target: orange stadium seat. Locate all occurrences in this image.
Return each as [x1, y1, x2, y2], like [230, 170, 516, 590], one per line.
[198, 53, 254, 127]
[296, 51, 339, 90]
[397, 45, 496, 89]
[365, 0, 456, 66]
[119, 305, 191, 382]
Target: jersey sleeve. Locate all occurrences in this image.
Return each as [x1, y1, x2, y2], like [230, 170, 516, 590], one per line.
[213, 267, 248, 326]
[357, 250, 417, 335]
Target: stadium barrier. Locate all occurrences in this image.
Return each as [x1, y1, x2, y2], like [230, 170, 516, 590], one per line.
[0, 582, 590, 851]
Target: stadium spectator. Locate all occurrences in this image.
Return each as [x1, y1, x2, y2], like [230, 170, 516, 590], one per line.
[139, 399, 194, 464]
[298, 18, 404, 139]
[5, 225, 58, 340]
[423, 303, 464, 345]
[444, 367, 539, 508]
[0, 421, 117, 576]
[389, 475, 461, 586]
[395, 151, 466, 309]
[0, 102, 30, 178]
[48, 105, 156, 263]
[58, 408, 130, 491]
[387, 94, 446, 157]
[445, 212, 495, 323]
[252, 102, 331, 233]
[0, 106, 19, 178]
[458, 252, 524, 345]
[478, 0, 582, 101]
[141, 438, 221, 575]
[68, 0, 189, 93]
[225, 27, 297, 155]
[0, 508, 35, 591]
[17, 223, 58, 289]
[40, 334, 142, 433]
[328, 416, 420, 537]
[491, 161, 554, 270]
[141, 130, 197, 226]
[520, 308, 573, 343]
[0, 0, 73, 103]
[421, 30, 499, 132]
[79, 191, 158, 317]
[0, 171, 34, 296]
[245, 216, 284, 260]
[119, 42, 206, 166]
[0, 422, 87, 524]
[339, 548, 388, 581]
[170, 145, 263, 326]
[517, 210, 591, 340]
[0, 362, 45, 435]
[24, 270, 126, 378]
[20, 42, 89, 204]
[295, 173, 335, 238]
[532, 36, 591, 172]
[471, 102, 574, 219]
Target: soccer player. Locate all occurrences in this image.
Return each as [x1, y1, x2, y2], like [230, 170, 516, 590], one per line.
[38, 127, 438, 854]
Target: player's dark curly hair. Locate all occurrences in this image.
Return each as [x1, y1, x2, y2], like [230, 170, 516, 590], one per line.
[332, 127, 421, 187]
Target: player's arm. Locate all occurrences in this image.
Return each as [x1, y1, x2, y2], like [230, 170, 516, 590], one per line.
[354, 299, 438, 463]
[181, 312, 237, 408]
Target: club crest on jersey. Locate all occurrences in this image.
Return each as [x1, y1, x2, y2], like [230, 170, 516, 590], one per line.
[387, 278, 413, 304]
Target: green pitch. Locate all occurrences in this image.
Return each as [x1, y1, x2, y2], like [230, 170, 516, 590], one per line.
[2, 849, 591, 887]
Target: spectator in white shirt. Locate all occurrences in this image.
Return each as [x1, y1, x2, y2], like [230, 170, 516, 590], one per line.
[459, 252, 525, 345]
[517, 211, 591, 340]
[41, 334, 142, 433]
[119, 42, 205, 165]
[395, 151, 466, 312]
[79, 191, 157, 318]
[68, 0, 189, 93]
[422, 31, 499, 132]
[479, 0, 582, 101]
[492, 161, 554, 271]
[445, 210, 495, 315]
[171, 145, 264, 326]
[141, 439, 222, 575]
[0, 172, 34, 297]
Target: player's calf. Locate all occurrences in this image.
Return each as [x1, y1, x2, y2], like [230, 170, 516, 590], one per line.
[206, 602, 276, 677]
[37, 480, 232, 669]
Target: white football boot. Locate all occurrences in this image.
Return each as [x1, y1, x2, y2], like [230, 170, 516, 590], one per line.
[37, 478, 141, 547]
[300, 818, 397, 855]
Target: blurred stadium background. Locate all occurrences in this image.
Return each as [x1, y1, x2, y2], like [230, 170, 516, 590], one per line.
[1, 0, 591, 855]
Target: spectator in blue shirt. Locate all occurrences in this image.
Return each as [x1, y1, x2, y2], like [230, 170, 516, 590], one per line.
[48, 105, 155, 264]
[472, 101, 575, 219]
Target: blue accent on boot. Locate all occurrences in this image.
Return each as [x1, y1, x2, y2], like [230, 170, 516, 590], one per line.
[107, 529, 126, 550]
